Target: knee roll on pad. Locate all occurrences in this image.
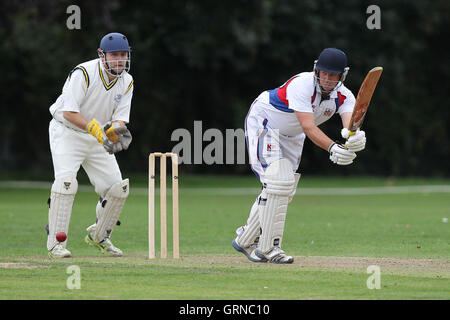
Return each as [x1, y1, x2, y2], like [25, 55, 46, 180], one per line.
[93, 179, 129, 242]
[51, 176, 78, 196]
[264, 158, 296, 196]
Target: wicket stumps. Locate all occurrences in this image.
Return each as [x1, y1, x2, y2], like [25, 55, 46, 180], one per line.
[148, 152, 179, 259]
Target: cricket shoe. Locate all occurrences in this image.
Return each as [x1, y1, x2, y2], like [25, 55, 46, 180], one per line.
[232, 238, 265, 263]
[48, 244, 72, 258]
[85, 225, 123, 256]
[255, 247, 294, 264]
[85, 233, 123, 256]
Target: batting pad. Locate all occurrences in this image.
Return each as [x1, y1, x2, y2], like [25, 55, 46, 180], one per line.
[288, 173, 301, 203]
[93, 179, 129, 242]
[258, 159, 296, 254]
[47, 176, 78, 250]
[237, 197, 261, 247]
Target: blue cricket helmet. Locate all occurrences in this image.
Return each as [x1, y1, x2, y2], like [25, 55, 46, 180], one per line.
[98, 32, 131, 53]
[315, 48, 348, 74]
[98, 32, 131, 76]
[313, 48, 349, 93]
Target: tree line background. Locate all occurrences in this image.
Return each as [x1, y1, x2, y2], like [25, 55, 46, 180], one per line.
[1, 0, 449, 178]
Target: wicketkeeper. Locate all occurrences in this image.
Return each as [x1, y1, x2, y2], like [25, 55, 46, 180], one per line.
[232, 48, 366, 263]
[46, 32, 134, 258]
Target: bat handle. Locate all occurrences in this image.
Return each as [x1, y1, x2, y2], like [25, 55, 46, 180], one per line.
[344, 130, 357, 149]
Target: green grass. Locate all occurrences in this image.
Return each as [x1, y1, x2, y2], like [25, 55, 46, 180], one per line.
[0, 176, 449, 300]
[1, 257, 447, 300]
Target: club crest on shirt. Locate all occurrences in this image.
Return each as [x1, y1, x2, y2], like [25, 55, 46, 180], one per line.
[323, 108, 333, 117]
[114, 94, 122, 103]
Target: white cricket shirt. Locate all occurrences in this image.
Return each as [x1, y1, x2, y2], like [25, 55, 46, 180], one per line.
[255, 72, 355, 136]
[50, 58, 134, 131]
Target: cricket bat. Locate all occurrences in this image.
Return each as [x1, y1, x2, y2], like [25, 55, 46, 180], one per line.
[347, 66, 383, 136]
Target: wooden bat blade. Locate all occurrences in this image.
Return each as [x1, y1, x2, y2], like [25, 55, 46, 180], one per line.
[348, 66, 383, 133]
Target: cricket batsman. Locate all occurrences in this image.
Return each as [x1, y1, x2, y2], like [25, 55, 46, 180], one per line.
[232, 48, 366, 263]
[46, 32, 134, 258]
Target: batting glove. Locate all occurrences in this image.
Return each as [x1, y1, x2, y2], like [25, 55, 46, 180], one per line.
[341, 128, 366, 152]
[328, 142, 357, 165]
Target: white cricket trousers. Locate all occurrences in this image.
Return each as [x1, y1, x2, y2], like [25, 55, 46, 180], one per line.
[49, 119, 123, 197]
[245, 99, 305, 183]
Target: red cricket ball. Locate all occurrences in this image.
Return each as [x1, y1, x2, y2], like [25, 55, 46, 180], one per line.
[56, 232, 67, 243]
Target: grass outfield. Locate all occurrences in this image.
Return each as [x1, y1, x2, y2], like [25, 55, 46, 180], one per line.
[0, 175, 449, 300]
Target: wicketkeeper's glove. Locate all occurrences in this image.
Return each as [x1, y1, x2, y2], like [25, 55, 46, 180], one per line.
[87, 119, 108, 145]
[103, 121, 133, 154]
[328, 142, 357, 165]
